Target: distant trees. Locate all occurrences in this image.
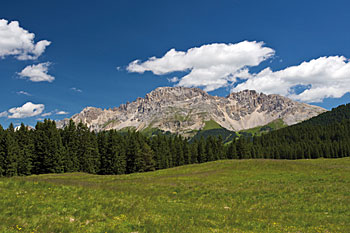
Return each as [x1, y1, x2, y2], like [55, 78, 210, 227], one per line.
[1, 103, 350, 177]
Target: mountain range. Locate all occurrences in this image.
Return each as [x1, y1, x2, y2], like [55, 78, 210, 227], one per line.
[57, 87, 326, 136]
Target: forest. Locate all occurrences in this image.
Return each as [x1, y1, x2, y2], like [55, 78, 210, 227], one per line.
[1, 103, 350, 177]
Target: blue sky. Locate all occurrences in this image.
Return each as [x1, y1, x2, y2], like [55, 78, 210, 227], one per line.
[1, 0, 350, 127]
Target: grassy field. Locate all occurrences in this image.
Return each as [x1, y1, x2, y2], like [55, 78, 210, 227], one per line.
[1, 158, 350, 233]
[202, 120, 223, 130]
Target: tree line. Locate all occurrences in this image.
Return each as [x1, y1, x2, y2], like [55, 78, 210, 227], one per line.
[0, 119, 228, 177]
[1, 103, 350, 177]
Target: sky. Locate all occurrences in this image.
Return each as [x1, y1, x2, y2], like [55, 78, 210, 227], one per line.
[1, 0, 350, 127]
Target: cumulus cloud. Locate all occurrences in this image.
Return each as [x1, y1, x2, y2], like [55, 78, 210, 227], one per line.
[16, 90, 31, 96]
[70, 87, 82, 93]
[0, 111, 8, 118]
[56, 111, 69, 115]
[18, 62, 55, 82]
[0, 19, 51, 60]
[233, 56, 350, 103]
[168, 77, 179, 83]
[127, 41, 275, 92]
[7, 102, 45, 119]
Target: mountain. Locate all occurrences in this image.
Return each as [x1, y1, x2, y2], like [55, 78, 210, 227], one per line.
[57, 87, 326, 135]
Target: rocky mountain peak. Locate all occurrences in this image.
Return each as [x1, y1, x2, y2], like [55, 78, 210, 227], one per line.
[145, 86, 210, 102]
[57, 87, 326, 135]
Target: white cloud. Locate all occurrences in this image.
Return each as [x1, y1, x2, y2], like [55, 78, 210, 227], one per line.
[0, 19, 51, 60]
[56, 111, 69, 115]
[70, 87, 82, 93]
[18, 62, 55, 82]
[41, 112, 52, 117]
[168, 77, 179, 83]
[16, 90, 31, 96]
[0, 111, 8, 118]
[127, 41, 275, 92]
[7, 102, 45, 119]
[233, 56, 350, 103]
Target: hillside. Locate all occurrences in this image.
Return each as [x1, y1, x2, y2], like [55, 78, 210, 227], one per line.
[238, 103, 350, 159]
[57, 87, 326, 135]
[299, 103, 350, 126]
[1, 158, 349, 232]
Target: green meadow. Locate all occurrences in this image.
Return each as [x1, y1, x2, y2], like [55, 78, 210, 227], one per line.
[1, 158, 350, 233]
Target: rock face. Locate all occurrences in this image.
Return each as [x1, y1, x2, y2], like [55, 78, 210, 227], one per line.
[57, 87, 326, 134]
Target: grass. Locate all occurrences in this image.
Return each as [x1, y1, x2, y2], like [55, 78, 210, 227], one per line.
[202, 119, 222, 130]
[1, 158, 350, 232]
[117, 126, 136, 133]
[239, 119, 288, 136]
[140, 127, 168, 137]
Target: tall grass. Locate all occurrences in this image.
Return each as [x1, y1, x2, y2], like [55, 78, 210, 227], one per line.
[1, 158, 349, 232]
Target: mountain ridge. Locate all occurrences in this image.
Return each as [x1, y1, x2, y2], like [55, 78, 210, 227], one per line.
[57, 87, 326, 135]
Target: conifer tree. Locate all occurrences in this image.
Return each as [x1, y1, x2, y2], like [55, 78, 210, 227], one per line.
[0, 124, 5, 176]
[16, 123, 34, 175]
[33, 120, 64, 174]
[76, 122, 100, 174]
[3, 123, 20, 176]
[106, 130, 127, 174]
[226, 139, 237, 159]
[61, 119, 80, 172]
[197, 137, 206, 163]
[183, 140, 192, 164]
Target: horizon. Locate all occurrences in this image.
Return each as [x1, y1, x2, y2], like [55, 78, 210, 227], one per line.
[1, 0, 350, 127]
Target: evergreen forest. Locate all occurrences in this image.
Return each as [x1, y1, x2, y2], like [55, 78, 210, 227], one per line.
[1, 103, 350, 177]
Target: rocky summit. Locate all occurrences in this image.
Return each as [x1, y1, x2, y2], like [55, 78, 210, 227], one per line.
[57, 87, 326, 135]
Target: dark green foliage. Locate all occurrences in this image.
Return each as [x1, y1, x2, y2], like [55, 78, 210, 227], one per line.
[191, 128, 237, 143]
[3, 124, 20, 176]
[1, 103, 350, 177]
[244, 104, 350, 160]
[16, 123, 34, 175]
[0, 125, 4, 176]
[76, 122, 100, 173]
[302, 103, 350, 126]
[33, 120, 64, 174]
[61, 120, 80, 172]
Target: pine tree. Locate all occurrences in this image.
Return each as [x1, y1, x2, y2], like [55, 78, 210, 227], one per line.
[190, 141, 198, 164]
[61, 119, 80, 172]
[125, 132, 143, 173]
[227, 140, 237, 159]
[76, 122, 100, 174]
[174, 136, 185, 166]
[105, 130, 126, 175]
[237, 137, 249, 159]
[183, 140, 192, 164]
[0, 124, 5, 176]
[97, 131, 109, 174]
[197, 137, 206, 163]
[33, 120, 64, 174]
[140, 142, 155, 172]
[3, 123, 20, 176]
[16, 123, 34, 175]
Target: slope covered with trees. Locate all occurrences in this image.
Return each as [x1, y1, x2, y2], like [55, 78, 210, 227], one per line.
[0, 103, 349, 177]
[231, 103, 350, 159]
